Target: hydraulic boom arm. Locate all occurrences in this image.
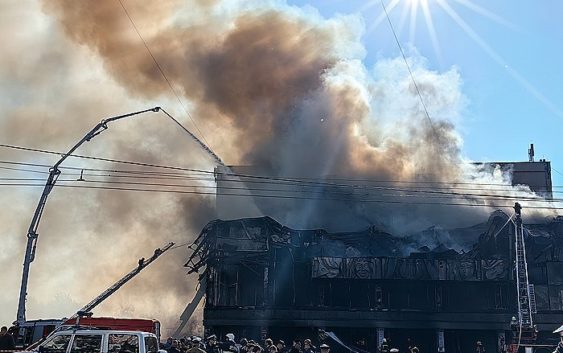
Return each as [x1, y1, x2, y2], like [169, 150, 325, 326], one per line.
[16, 107, 161, 325]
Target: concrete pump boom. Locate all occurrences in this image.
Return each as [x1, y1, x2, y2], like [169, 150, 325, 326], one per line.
[70, 242, 174, 319]
[16, 107, 161, 325]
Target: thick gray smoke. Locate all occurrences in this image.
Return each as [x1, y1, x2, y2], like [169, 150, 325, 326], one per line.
[0, 0, 558, 334]
[40, 0, 483, 232]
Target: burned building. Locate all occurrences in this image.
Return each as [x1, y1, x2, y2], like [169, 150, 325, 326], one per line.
[186, 212, 563, 353]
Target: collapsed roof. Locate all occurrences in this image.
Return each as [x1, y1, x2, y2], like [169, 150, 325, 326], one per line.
[185, 212, 563, 282]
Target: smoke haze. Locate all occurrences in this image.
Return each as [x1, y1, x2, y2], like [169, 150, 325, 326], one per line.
[0, 0, 558, 334]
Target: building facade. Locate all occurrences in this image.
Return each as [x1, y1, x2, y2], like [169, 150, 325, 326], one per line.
[186, 213, 563, 353]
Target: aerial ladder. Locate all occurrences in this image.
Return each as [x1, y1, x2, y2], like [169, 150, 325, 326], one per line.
[510, 202, 537, 352]
[70, 242, 175, 320]
[18, 242, 175, 349]
[15, 242, 175, 348]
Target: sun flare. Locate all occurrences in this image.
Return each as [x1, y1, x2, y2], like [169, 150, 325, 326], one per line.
[360, 0, 563, 120]
[408, 0, 429, 7]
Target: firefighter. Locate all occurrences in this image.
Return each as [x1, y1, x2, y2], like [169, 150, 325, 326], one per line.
[289, 339, 302, 353]
[188, 337, 207, 353]
[380, 338, 390, 353]
[275, 340, 286, 353]
[303, 339, 315, 353]
[206, 335, 221, 353]
[168, 340, 183, 353]
[475, 341, 485, 353]
[222, 333, 239, 353]
[406, 339, 419, 353]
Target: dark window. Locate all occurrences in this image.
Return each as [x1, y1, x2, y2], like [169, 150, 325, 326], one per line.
[70, 335, 102, 353]
[40, 334, 72, 353]
[350, 281, 370, 309]
[109, 334, 139, 353]
[144, 337, 158, 353]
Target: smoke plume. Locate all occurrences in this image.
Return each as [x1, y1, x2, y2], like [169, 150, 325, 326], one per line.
[0, 0, 558, 334]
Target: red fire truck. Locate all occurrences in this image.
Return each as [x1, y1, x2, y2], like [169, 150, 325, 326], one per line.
[11, 317, 161, 350]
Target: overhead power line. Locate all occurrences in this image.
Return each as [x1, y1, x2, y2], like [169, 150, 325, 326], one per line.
[0, 156, 557, 196]
[0, 144, 556, 189]
[0, 177, 559, 203]
[0, 165, 49, 175]
[1, 182, 562, 210]
[116, 0, 214, 152]
[0, 145, 561, 204]
[380, 0, 439, 138]
[5, 163, 563, 202]
[0, 143, 211, 175]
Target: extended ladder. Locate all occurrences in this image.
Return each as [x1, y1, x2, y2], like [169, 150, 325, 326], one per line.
[512, 202, 537, 344]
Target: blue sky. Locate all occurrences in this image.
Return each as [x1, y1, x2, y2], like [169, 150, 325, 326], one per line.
[288, 0, 563, 187]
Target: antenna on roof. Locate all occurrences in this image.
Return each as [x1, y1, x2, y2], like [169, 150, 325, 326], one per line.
[528, 143, 535, 162]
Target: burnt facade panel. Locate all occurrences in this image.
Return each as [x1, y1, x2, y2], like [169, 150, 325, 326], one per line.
[187, 214, 563, 351]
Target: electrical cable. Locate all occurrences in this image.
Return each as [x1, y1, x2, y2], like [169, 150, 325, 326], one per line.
[1, 156, 562, 201]
[380, 0, 439, 138]
[0, 143, 212, 175]
[159, 108, 225, 166]
[0, 177, 560, 203]
[0, 162, 560, 202]
[0, 165, 49, 175]
[1, 182, 563, 210]
[0, 160, 558, 196]
[552, 167, 563, 179]
[1, 145, 559, 191]
[116, 0, 213, 151]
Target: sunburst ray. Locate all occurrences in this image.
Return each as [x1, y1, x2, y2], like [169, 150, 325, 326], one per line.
[365, 0, 402, 34]
[454, 0, 518, 31]
[436, 0, 563, 119]
[420, 0, 442, 62]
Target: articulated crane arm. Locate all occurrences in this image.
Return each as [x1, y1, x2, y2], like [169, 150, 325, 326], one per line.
[16, 107, 161, 325]
[71, 242, 175, 319]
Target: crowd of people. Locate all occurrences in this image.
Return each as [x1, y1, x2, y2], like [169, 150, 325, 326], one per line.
[378, 338, 419, 353]
[161, 334, 331, 353]
[2, 324, 541, 353]
[161, 335, 493, 353]
[160, 334, 434, 353]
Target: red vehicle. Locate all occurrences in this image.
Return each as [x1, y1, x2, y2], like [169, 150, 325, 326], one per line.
[61, 317, 161, 341]
[9, 319, 62, 348]
[11, 317, 161, 350]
